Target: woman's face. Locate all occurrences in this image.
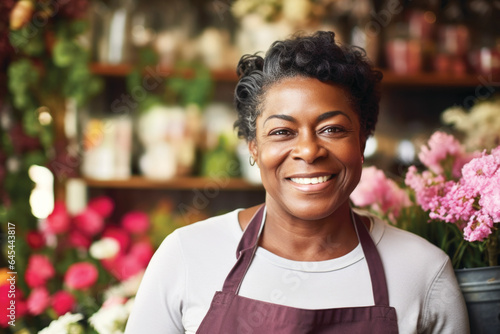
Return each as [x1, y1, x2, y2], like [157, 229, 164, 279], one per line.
[249, 76, 365, 221]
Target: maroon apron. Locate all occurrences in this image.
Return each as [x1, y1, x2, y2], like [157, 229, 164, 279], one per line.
[196, 206, 398, 333]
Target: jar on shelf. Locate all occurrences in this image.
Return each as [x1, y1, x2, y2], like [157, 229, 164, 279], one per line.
[466, 0, 500, 79]
[89, 0, 135, 64]
[433, 0, 470, 76]
[383, 0, 437, 74]
[137, 104, 200, 180]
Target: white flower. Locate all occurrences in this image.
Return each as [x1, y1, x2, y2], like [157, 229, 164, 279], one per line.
[89, 299, 134, 334]
[104, 270, 145, 300]
[442, 98, 500, 150]
[89, 237, 120, 260]
[38, 313, 84, 334]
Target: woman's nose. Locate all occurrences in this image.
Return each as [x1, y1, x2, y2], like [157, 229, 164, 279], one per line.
[291, 133, 327, 163]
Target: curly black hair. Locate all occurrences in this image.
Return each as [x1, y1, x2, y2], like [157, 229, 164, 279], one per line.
[234, 31, 383, 142]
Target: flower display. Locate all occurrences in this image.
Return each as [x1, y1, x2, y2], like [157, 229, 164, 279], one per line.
[406, 134, 499, 247]
[0, 196, 158, 332]
[353, 131, 500, 268]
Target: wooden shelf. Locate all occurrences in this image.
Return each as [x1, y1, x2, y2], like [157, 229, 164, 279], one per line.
[89, 63, 496, 87]
[82, 176, 264, 191]
[89, 63, 237, 81]
[380, 71, 494, 87]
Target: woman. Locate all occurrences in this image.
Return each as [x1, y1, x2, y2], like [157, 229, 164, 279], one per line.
[125, 31, 469, 333]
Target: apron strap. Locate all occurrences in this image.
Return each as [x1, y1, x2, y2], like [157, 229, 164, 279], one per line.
[353, 213, 390, 307]
[223, 205, 265, 293]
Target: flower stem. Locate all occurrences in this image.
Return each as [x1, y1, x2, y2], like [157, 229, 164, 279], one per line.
[486, 228, 499, 267]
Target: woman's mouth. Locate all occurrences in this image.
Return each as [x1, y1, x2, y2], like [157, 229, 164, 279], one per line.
[289, 175, 334, 185]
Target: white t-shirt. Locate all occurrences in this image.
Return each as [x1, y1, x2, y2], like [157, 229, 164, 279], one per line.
[125, 209, 469, 334]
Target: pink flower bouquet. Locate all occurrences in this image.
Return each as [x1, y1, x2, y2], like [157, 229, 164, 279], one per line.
[352, 131, 500, 268]
[405, 132, 499, 267]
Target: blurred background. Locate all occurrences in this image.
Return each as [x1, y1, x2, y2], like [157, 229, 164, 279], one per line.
[1, 0, 500, 332]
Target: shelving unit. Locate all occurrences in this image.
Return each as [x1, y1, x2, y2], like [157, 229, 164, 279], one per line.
[89, 62, 499, 88]
[83, 176, 263, 191]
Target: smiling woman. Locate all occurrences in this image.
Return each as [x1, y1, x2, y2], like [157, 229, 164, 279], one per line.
[125, 32, 470, 334]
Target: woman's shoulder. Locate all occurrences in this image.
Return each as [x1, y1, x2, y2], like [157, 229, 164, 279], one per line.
[171, 208, 243, 244]
[358, 210, 450, 262]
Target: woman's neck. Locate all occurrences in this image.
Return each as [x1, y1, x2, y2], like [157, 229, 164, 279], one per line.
[238, 201, 363, 262]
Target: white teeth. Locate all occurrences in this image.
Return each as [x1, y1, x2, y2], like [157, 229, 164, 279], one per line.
[290, 175, 331, 185]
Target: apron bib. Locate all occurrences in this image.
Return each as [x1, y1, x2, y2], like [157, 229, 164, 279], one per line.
[197, 206, 398, 333]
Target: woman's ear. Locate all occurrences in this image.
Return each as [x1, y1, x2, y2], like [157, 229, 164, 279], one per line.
[248, 139, 258, 164]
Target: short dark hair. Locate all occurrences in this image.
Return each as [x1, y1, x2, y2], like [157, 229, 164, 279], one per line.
[234, 31, 383, 142]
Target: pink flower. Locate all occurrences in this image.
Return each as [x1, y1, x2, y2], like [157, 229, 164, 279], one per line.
[102, 227, 131, 253]
[26, 230, 45, 250]
[51, 290, 76, 316]
[74, 208, 104, 236]
[64, 262, 99, 290]
[129, 241, 154, 268]
[121, 211, 150, 234]
[25, 254, 55, 288]
[463, 214, 494, 242]
[69, 229, 92, 249]
[102, 253, 143, 281]
[46, 201, 71, 234]
[351, 166, 410, 221]
[418, 131, 465, 174]
[27, 287, 50, 315]
[88, 196, 114, 218]
[405, 167, 449, 212]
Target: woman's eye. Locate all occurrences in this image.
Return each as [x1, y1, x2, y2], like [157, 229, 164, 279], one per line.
[322, 126, 345, 134]
[270, 129, 291, 136]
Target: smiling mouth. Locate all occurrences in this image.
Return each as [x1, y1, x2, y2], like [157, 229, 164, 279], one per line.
[289, 175, 334, 185]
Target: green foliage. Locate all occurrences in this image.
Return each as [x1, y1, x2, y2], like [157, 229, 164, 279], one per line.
[166, 61, 214, 108]
[201, 135, 241, 177]
[396, 204, 489, 269]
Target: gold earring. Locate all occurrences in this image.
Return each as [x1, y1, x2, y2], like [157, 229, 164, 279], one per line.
[249, 156, 256, 166]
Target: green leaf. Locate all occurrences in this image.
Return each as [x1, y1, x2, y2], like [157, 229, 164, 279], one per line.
[23, 151, 48, 168]
[53, 40, 80, 67]
[23, 109, 41, 136]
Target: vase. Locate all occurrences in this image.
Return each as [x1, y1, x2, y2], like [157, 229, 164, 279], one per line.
[455, 266, 500, 334]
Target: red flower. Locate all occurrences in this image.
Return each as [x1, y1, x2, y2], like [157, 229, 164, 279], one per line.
[25, 255, 55, 288]
[121, 211, 150, 234]
[64, 262, 98, 290]
[68, 229, 92, 249]
[103, 254, 143, 281]
[27, 287, 50, 315]
[88, 196, 114, 218]
[46, 201, 70, 234]
[102, 227, 131, 253]
[74, 208, 104, 236]
[26, 230, 45, 249]
[51, 290, 75, 316]
[129, 241, 154, 268]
